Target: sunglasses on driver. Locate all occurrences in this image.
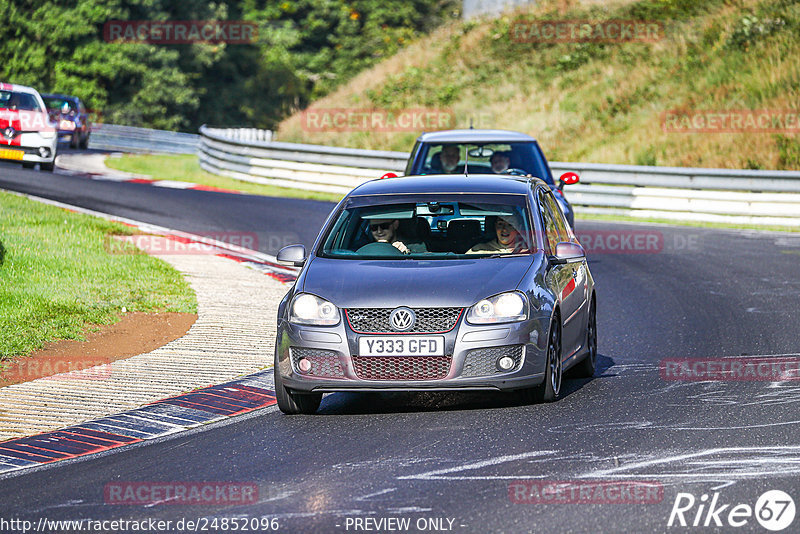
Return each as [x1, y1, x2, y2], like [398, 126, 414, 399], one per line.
[370, 222, 393, 231]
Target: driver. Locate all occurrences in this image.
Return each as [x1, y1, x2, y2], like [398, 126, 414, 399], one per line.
[490, 151, 511, 173]
[466, 214, 528, 254]
[435, 145, 463, 174]
[369, 219, 426, 254]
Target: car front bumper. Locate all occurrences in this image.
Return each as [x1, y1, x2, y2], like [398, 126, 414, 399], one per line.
[276, 316, 550, 393]
[0, 132, 57, 163]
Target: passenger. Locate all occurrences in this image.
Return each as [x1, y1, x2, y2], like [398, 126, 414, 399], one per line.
[429, 145, 463, 174]
[369, 219, 426, 254]
[466, 214, 528, 254]
[490, 151, 511, 173]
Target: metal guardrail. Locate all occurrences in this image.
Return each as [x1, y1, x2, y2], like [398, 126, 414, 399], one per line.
[90, 124, 199, 154]
[198, 125, 800, 226]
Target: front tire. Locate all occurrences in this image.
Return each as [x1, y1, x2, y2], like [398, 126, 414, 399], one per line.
[534, 317, 562, 402]
[516, 316, 562, 404]
[274, 364, 322, 415]
[573, 297, 597, 378]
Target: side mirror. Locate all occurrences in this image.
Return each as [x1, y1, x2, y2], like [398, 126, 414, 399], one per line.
[277, 244, 307, 267]
[559, 172, 580, 187]
[551, 241, 585, 264]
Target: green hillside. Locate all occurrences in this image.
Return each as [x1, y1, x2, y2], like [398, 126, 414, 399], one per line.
[277, 0, 800, 170]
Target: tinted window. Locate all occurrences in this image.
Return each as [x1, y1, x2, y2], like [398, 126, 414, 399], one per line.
[42, 97, 71, 111]
[0, 91, 41, 111]
[409, 141, 554, 185]
[319, 194, 537, 259]
[538, 189, 569, 252]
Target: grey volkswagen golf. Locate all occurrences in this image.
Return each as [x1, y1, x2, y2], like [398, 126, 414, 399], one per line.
[274, 173, 596, 414]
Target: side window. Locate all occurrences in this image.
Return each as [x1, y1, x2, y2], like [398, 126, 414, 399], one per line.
[542, 191, 569, 243]
[537, 190, 561, 253]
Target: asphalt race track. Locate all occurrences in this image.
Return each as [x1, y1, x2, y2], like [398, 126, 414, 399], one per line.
[2, 161, 800, 532]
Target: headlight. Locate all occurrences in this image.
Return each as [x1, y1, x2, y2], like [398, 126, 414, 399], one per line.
[289, 293, 340, 326]
[466, 292, 528, 324]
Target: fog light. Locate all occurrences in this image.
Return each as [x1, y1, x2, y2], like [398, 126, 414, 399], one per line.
[298, 358, 312, 373]
[498, 356, 515, 371]
[38, 147, 51, 158]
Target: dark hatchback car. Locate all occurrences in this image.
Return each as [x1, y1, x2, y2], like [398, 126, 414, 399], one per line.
[404, 129, 579, 227]
[41, 93, 91, 149]
[274, 174, 596, 414]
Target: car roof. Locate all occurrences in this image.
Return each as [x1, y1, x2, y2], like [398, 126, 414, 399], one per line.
[415, 129, 538, 143]
[350, 174, 545, 197]
[41, 93, 79, 101]
[0, 82, 39, 95]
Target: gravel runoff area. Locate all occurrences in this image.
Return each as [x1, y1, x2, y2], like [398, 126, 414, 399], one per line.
[0, 243, 288, 441]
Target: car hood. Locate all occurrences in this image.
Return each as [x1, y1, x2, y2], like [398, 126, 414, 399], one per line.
[301, 256, 535, 308]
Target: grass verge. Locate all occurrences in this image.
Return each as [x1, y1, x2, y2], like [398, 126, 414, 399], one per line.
[105, 154, 344, 203]
[0, 191, 197, 360]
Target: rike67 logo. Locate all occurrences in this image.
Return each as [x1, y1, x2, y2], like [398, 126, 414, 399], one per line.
[668, 490, 795, 531]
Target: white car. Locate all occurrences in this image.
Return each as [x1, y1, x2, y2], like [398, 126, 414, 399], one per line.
[0, 82, 58, 171]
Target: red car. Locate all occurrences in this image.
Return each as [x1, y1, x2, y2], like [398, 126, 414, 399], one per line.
[0, 82, 58, 171]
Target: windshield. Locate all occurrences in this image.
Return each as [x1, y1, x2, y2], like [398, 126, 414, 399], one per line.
[42, 97, 73, 112]
[0, 90, 42, 111]
[319, 194, 536, 260]
[407, 141, 554, 185]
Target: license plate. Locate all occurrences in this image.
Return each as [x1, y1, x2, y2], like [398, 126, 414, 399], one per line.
[0, 148, 23, 161]
[358, 336, 445, 357]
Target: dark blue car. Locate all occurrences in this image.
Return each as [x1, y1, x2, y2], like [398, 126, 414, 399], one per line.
[404, 129, 579, 228]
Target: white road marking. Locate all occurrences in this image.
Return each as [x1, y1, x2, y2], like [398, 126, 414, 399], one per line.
[586, 446, 800, 480]
[397, 451, 557, 481]
[355, 488, 397, 501]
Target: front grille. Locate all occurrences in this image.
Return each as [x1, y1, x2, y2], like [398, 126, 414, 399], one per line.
[290, 348, 345, 378]
[352, 356, 451, 380]
[345, 307, 463, 333]
[461, 345, 524, 377]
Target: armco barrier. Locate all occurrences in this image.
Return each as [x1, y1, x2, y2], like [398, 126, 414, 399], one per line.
[198, 125, 800, 226]
[90, 124, 199, 154]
